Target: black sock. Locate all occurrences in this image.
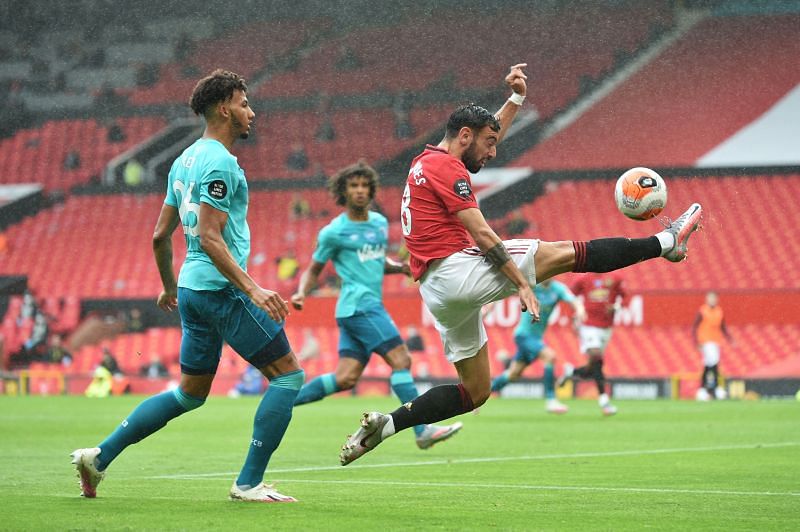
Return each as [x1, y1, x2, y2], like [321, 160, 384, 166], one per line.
[710, 364, 719, 390]
[592, 359, 606, 395]
[573, 364, 592, 379]
[389, 384, 473, 433]
[572, 237, 661, 273]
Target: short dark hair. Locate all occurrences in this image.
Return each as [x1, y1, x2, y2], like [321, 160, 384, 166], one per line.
[328, 159, 379, 206]
[445, 103, 501, 138]
[189, 69, 248, 118]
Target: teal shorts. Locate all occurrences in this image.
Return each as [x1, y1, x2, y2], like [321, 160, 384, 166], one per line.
[336, 305, 403, 365]
[177, 286, 291, 375]
[513, 334, 546, 365]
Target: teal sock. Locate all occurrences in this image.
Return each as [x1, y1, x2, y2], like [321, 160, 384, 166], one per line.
[294, 372, 338, 405]
[96, 388, 204, 471]
[390, 369, 424, 437]
[491, 371, 510, 392]
[544, 363, 555, 399]
[236, 369, 304, 489]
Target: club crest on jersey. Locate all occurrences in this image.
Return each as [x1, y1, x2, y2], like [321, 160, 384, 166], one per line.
[410, 161, 426, 185]
[454, 178, 472, 198]
[208, 180, 227, 199]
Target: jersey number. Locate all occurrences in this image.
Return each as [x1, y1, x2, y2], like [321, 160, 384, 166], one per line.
[401, 183, 412, 236]
[172, 180, 200, 237]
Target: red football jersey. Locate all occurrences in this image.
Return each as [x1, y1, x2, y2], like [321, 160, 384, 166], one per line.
[401, 145, 479, 279]
[572, 272, 626, 328]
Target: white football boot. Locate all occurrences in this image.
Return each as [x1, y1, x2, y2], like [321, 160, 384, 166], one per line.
[70, 447, 104, 498]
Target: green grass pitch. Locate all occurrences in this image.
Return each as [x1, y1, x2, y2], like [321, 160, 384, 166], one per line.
[1, 395, 798, 530]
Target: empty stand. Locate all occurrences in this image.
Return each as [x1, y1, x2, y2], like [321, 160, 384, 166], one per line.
[511, 174, 800, 292]
[0, 117, 165, 191]
[513, 14, 800, 169]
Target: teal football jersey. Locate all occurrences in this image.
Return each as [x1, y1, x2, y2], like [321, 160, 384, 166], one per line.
[165, 138, 250, 291]
[313, 212, 388, 318]
[514, 280, 575, 338]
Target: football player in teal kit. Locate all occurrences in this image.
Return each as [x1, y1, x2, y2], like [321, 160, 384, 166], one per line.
[291, 160, 461, 450]
[72, 70, 302, 503]
[490, 279, 584, 414]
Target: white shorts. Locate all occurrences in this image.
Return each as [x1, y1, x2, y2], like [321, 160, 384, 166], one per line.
[700, 342, 721, 366]
[579, 325, 613, 355]
[419, 239, 538, 363]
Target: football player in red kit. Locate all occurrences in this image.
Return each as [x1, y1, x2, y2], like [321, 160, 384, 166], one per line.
[340, 63, 702, 465]
[561, 272, 627, 416]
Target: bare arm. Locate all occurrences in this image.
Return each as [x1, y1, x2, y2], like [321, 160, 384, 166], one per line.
[198, 202, 289, 322]
[290, 260, 325, 310]
[456, 207, 539, 320]
[152, 204, 181, 312]
[384, 256, 411, 276]
[494, 63, 528, 143]
[721, 318, 735, 345]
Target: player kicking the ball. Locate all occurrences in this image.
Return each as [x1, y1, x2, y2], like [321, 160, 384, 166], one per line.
[290, 160, 462, 450]
[340, 63, 702, 465]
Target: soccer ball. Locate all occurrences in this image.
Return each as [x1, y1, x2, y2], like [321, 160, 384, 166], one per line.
[614, 167, 667, 220]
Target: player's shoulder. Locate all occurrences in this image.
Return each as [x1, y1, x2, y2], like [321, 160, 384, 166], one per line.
[368, 210, 388, 225]
[197, 139, 239, 172]
[319, 213, 347, 236]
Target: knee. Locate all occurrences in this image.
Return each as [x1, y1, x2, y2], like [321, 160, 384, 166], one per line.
[467, 382, 492, 408]
[390, 354, 411, 371]
[336, 374, 359, 391]
[173, 387, 205, 411]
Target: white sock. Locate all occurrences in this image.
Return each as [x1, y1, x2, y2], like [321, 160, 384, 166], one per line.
[598, 393, 610, 407]
[381, 416, 396, 439]
[655, 231, 675, 256]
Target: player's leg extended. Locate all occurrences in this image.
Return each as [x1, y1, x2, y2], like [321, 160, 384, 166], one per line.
[72, 290, 219, 497]
[491, 355, 527, 393]
[533, 204, 702, 282]
[294, 357, 364, 405]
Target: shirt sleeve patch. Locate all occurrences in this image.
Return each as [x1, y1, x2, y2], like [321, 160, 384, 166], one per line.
[208, 180, 227, 199]
[453, 178, 472, 198]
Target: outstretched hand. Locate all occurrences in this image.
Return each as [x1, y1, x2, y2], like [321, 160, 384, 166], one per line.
[505, 63, 528, 97]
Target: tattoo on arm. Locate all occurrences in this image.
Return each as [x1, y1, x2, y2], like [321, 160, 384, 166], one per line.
[485, 242, 511, 268]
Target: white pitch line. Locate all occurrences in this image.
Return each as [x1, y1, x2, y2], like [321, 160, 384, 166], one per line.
[148, 441, 800, 480]
[267, 478, 800, 498]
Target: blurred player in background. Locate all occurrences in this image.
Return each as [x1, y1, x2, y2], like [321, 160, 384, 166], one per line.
[559, 272, 626, 416]
[291, 160, 462, 450]
[339, 62, 703, 465]
[72, 70, 303, 503]
[693, 291, 734, 401]
[490, 279, 585, 414]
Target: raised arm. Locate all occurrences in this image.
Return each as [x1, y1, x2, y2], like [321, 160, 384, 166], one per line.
[494, 63, 528, 143]
[198, 202, 289, 322]
[290, 260, 325, 310]
[456, 207, 539, 320]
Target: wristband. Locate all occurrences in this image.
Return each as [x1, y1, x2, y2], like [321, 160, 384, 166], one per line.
[508, 92, 525, 106]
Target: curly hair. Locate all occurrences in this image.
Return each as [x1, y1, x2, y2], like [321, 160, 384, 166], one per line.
[328, 159, 379, 206]
[445, 103, 500, 138]
[189, 69, 248, 118]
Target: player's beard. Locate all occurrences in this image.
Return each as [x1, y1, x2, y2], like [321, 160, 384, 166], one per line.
[232, 114, 250, 139]
[461, 142, 484, 173]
